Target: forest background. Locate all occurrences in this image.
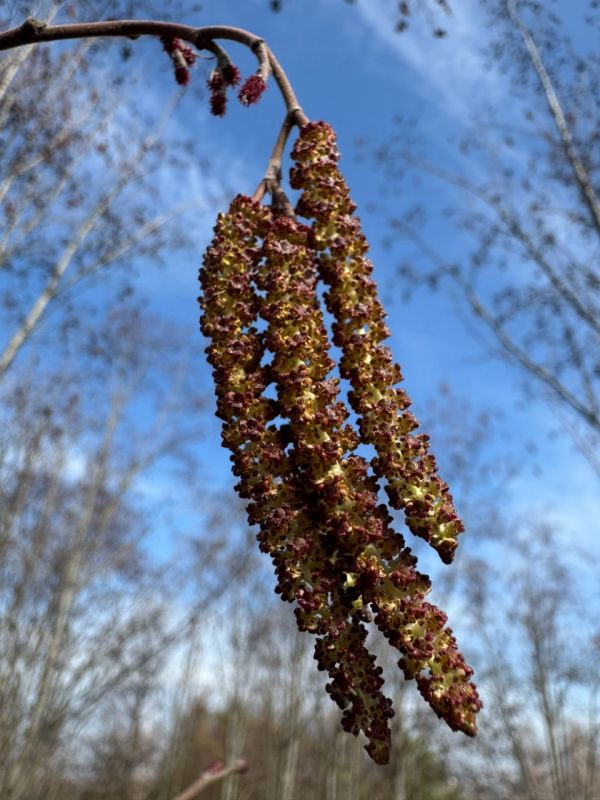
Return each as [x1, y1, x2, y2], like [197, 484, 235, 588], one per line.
[0, 1, 598, 799]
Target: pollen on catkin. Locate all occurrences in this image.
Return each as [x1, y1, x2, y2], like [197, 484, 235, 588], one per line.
[198, 123, 482, 763]
[291, 121, 465, 564]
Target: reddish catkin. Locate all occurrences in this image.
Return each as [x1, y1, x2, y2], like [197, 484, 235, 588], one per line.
[291, 121, 465, 564]
[161, 36, 196, 86]
[238, 74, 267, 106]
[207, 63, 242, 117]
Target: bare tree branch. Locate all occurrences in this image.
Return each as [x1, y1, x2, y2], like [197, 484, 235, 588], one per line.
[0, 18, 308, 125]
[507, 0, 600, 234]
[171, 759, 248, 800]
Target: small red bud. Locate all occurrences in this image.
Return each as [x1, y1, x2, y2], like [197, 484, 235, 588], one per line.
[162, 36, 195, 86]
[210, 92, 227, 117]
[238, 74, 267, 106]
[175, 66, 190, 86]
[222, 62, 242, 86]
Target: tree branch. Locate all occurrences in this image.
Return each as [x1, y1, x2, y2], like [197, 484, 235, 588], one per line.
[507, 0, 600, 235]
[0, 18, 308, 125]
[172, 759, 248, 800]
[393, 215, 600, 435]
[403, 152, 600, 340]
[460, 277, 600, 434]
[0, 83, 182, 376]
[252, 110, 297, 205]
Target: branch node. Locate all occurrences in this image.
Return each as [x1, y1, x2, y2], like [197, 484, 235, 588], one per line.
[22, 17, 47, 35]
[269, 182, 295, 218]
[194, 32, 210, 49]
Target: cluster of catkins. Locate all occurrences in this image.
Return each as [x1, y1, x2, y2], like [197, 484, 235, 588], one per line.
[198, 121, 482, 765]
[161, 37, 267, 113]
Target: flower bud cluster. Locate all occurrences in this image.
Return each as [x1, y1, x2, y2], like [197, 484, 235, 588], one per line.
[238, 74, 267, 106]
[207, 62, 242, 117]
[200, 199, 398, 762]
[161, 36, 196, 86]
[291, 121, 464, 565]
[198, 130, 482, 761]
[159, 37, 265, 115]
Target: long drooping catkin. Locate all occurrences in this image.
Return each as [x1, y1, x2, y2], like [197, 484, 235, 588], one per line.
[258, 216, 480, 736]
[199, 197, 395, 763]
[198, 176, 482, 764]
[291, 121, 464, 565]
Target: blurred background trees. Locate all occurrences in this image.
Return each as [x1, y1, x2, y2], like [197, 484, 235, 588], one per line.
[0, 0, 598, 798]
[371, 0, 600, 472]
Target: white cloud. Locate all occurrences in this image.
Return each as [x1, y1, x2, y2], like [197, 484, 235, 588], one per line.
[345, 0, 504, 122]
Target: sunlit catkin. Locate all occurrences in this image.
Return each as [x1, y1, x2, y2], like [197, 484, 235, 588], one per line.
[199, 159, 482, 763]
[291, 121, 464, 564]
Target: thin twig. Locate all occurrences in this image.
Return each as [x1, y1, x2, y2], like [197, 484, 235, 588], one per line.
[172, 759, 248, 800]
[507, 0, 600, 234]
[252, 111, 298, 203]
[403, 152, 600, 340]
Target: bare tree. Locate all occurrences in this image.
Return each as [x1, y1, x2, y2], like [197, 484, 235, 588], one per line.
[372, 0, 600, 472]
[0, 305, 222, 800]
[457, 527, 600, 800]
[420, 384, 600, 800]
[0, 27, 229, 791]
[0, 1, 220, 378]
